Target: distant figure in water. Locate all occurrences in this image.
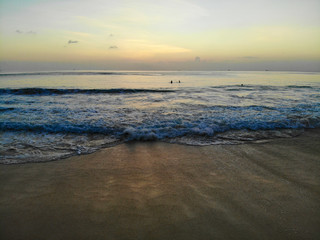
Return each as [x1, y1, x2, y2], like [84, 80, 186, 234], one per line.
[170, 80, 173, 84]
[179, 80, 181, 83]
[241, 84, 244, 87]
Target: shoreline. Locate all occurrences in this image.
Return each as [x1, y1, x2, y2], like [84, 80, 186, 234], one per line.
[1, 128, 311, 165]
[0, 129, 319, 239]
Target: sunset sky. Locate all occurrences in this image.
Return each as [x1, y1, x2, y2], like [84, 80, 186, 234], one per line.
[1, 0, 320, 71]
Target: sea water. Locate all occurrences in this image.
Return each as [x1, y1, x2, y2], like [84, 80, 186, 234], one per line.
[0, 71, 319, 163]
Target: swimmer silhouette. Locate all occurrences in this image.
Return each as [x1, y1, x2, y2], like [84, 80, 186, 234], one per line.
[170, 81, 173, 84]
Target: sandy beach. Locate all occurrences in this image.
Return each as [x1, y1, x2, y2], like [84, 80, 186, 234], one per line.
[0, 129, 319, 240]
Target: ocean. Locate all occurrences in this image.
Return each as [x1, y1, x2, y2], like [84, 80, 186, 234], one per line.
[0, 71, 319, 164]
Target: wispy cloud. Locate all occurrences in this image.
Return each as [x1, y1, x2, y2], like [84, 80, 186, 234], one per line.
[195, 56, 201, 62]
[16, 30, 36, 35]
[68, 40, 79, 44]
[109, 45, 118, 49]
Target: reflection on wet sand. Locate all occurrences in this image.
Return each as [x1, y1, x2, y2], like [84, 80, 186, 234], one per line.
[0, 130, 319, 240]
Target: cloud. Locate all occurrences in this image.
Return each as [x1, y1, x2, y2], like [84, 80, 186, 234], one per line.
[68, 40, 79, 44]
[109, 45, 118, 49]
[16, 30, 36, 35]
[195, 56, 201, 62]
[109, 34, 114, 37]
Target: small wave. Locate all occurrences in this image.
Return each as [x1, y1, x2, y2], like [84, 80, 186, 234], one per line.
[0, 88, 175, 96]
[205, 105, 277, 111]
[1, 103, 319, 137]
[210, 85, 277, 90]
[1, 118, 318, 164]
[210, 85, 316, 91]
[0, 71, 162, 76]
[287, 85, 313, 89]
[0, 107, 15, 112]
[0, 122, 117, 135]
[167, 129, 305, 146]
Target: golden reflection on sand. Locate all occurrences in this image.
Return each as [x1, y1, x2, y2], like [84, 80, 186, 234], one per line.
[0, 130, 319, 240]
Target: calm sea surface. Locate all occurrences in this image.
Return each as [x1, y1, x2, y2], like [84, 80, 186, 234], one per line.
[0, 71, 319, 163]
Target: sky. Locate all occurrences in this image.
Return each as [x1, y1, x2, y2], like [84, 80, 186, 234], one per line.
[0, 0, 320, 71]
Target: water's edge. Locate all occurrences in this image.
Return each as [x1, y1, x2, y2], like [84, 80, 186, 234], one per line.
[2, 128, 316, 165]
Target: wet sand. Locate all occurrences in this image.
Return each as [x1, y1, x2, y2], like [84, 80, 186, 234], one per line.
[0, 130, 320, 240]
